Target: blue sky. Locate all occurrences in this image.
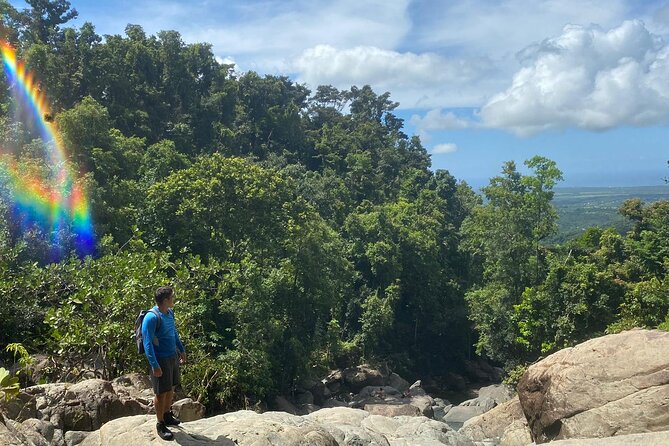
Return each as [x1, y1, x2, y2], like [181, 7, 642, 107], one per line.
[10, 0, 669, 187]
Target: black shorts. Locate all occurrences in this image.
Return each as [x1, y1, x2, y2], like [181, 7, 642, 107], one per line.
[151, 355, 180, 395]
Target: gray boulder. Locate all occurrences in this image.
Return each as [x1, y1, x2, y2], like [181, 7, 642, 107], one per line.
[459, 384, 515, 416]
[357, 386, 402, 399]
[364, 403, 422, 417]
[0, 416, 32, 446]
[295, 390, 314, 405]
[1, 391, 37, 422]
[477, 385, 514, 406]
[408, 395, 435, 418]
[273, 396, 299, 415]
[109, 374, 153, 409]
[500, 419, 532, 446]
[442, 406, 486, 430]
[0, 375, 157, 446]
[171, 398, 205, 422]
[8, 378, 146, 432]
[322, 370, 344, 394]
[342, 365, 386, 392]
[460, 396, 496, 412]
[459, 397, 526, 442]
[388, 373, 410, 393]
[64, 430, 91, 446]
[15, 418, 55, 446]
[432, 398, 453, 420]
[322, 399, 347, 408]
[518, 329, 669, 443]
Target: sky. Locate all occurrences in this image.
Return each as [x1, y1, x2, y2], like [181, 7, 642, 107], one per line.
[9, 0, 669, 188]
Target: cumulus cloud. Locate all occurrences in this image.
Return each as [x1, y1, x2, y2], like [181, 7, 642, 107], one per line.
[480, 20, 669, 135]
[431, 143, 458, 154]
[215, 55, 237, 67]
[411, 0, 628, 58]
[410, 109, 473, 131]
[182, 0, 412, 72]
[294, 45, 499, 108]
[84, 0, 669, 135]
[93, 0, 412, 73]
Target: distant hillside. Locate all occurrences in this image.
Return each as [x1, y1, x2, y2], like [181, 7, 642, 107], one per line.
[551, 185, 669, 243]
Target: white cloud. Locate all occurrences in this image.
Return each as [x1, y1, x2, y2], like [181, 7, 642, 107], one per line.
[411, 0, 629, 59]
[215, 55, 237, 66]
[182, 0, 412, 72]
[432, 143, 458, 154]
[81, 0, 413, 73]
[480, 20, 669, 135]
[294, 45, 500, 108]
[410, 109, 473, 130]
[72, 0, 669, 135]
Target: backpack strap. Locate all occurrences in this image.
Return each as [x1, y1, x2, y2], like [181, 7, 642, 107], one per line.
[149, 308, 162, 332]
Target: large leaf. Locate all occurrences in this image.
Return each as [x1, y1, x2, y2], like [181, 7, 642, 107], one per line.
[0, 367, 19, 401]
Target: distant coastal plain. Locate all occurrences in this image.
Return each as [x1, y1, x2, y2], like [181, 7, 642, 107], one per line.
[552, 185, 669, 243]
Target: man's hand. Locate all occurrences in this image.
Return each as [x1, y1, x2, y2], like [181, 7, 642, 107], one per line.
[153, 367, 163, 377]
[179, 351, 187, 365]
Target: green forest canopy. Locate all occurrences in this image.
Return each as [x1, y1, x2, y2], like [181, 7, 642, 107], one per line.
[0, 0, 668, 411]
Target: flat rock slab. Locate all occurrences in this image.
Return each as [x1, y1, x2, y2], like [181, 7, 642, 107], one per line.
[80, 407, 476, 446]
[534, 430, 669, 445]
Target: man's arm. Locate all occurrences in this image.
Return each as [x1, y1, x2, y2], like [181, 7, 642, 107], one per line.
[141, 313, 162, 374]
[173, 312, 186, 364]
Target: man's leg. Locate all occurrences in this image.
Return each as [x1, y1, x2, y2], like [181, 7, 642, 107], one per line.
[155, 391, 171, 422]
[152, 357, 176, 440]
[163, 357, 182, 425]
[163, 388, 174, 416]
[154, 391, 174, 440]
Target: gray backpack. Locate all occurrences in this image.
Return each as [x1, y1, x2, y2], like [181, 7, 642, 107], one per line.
[134, 308, 161, 354]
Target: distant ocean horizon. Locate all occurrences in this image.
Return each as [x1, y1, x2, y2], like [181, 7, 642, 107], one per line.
[462, 169, 668, 190]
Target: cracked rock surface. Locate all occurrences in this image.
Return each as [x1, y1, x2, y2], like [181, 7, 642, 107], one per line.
[518, 329, 669, 443]
[80, 408, 476, 446]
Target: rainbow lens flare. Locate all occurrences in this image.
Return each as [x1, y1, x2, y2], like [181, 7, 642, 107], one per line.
[1, 41, 94, 258]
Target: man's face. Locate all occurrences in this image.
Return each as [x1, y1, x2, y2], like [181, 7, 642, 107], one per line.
[167, 292, 175, 308]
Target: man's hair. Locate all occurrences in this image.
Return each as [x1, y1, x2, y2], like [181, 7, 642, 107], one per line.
[155, 286, 174, 304]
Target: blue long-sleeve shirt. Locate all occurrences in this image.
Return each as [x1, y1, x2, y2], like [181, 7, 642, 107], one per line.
[141, 306, 185, 370]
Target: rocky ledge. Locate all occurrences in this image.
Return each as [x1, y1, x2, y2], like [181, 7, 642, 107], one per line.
[3, 329, 669, 445]
[79, 408, 474, 446]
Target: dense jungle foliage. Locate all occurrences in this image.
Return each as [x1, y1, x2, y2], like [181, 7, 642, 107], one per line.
[0, 0, 668, 411]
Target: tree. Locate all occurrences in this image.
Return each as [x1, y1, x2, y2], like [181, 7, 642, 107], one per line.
[15, 0, 78, 45]
[461, 157, 563, 365]
[144, 155, 293, 259]
[0, 1, 19, 44]
[57, 96, 113, 169]
[233, 72, 309, 159]
[342, 183, 471, 370]
[514, 253, 623, 358]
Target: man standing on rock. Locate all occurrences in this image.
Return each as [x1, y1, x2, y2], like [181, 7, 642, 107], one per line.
[142, 285, 187, 441]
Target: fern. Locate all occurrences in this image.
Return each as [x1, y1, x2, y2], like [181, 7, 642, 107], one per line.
[6, 343, 32, 369]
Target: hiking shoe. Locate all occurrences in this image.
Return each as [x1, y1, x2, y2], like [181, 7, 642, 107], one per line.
[164, 410, 181, 426]
[156, 422, 174, 441]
